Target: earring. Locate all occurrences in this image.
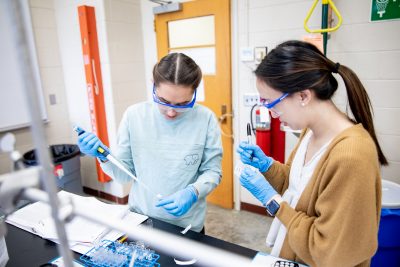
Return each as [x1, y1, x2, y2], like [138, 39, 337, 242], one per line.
[301, 103, 305, 107]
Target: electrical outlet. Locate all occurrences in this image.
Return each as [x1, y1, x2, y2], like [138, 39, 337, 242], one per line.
[243, 93, 260, 106]
[49, 94, 57, 105]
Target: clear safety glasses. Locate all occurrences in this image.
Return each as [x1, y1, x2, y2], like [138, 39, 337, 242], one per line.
[152, 84, 196, 113]
[260, 92, 289, 118]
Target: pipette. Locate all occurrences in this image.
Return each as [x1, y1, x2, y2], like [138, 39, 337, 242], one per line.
[246, 123, 252, 144]
[73, 126, 162, 199]
[247, 123, 253, 160]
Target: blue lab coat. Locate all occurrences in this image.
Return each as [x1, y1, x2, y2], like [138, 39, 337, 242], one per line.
[101, 102, 222, 232]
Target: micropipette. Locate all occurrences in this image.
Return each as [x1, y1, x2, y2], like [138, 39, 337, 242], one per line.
[73, 126, 162, 199]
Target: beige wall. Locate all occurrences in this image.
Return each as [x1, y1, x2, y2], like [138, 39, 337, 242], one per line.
[0, 0, 147, 200]
[105, 0, 147, 124]
[0, 0, 72, 174]
[233, 0, 400, 206]
[53, 0, 147, 197]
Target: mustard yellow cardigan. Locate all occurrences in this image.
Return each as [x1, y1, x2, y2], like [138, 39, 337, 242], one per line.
[264, 124, 381, 267]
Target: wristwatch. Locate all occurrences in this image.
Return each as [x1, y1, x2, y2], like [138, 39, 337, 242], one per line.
[265, 195, 282, 216]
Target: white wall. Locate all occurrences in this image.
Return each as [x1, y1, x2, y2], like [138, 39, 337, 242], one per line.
[233, 0, 400, 206]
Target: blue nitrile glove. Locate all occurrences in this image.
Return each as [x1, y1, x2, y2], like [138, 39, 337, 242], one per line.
[155, 186, 198, 217]
[77, 132, 109, 161]
[240, 167, 277, 205]
[236, 141, 274, 173]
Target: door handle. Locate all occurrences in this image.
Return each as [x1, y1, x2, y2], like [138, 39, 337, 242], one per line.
[218, 105, 234, 139]
[219, 104, 230, 124]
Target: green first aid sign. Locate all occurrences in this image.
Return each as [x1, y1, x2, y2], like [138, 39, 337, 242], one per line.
[371, 0, 400, 21]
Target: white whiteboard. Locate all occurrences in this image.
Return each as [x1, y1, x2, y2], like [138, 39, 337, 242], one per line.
[0, 1, 47, 132]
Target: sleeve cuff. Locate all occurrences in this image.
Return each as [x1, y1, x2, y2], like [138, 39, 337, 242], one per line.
[276, 201, 297, 227]
[263, 161, 280, 177]
[192, 181, 217, 199]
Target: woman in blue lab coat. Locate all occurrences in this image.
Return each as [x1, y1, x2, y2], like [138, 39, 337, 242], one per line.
[77, 53, 222, 233]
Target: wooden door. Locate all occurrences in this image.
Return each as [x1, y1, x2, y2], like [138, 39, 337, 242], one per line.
[155, 0, 233, 209]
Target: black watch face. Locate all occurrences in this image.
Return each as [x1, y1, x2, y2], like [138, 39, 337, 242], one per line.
[267, 200, 280, 216]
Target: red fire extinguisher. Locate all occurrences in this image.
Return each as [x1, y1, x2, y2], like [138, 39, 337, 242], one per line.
[255, 107, 271, 156]
[270, 116, 286, 163]
[255, 106, 286, 163]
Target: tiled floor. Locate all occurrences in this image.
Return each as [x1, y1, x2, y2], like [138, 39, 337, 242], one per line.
[205, 203, 273, 254]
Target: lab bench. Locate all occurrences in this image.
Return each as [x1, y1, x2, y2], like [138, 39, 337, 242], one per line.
[4, 217, 257, 266]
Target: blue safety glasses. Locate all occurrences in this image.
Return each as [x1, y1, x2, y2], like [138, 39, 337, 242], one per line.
[152, 84, 196, 113]
[261, 92, 289, 118]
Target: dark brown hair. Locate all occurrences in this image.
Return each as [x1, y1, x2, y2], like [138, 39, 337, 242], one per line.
[153, 53, 202, 90]
[255, 40, 388, 165]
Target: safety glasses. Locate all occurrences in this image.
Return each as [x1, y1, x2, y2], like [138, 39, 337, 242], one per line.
[260, 92, 289, 118]
[152, 84, 196, 113]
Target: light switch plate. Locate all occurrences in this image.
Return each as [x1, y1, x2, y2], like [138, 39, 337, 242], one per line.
[240, 47, 254, 62]
[49, 94, 57, 105]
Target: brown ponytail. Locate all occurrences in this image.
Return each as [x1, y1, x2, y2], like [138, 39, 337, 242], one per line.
[255, 40, 388, 165]
[337, 65, 388, 165]
[153, 53, 202, 90]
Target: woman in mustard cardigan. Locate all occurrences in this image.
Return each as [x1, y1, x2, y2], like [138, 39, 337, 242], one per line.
[237, 40, 387, 267]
